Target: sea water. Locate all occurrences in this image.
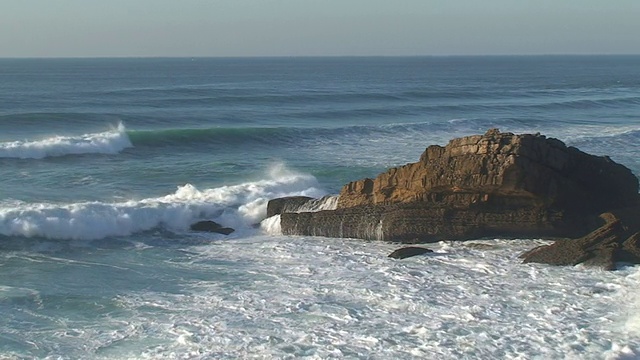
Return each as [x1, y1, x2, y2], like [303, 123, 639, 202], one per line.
[1, 56, 640, 359]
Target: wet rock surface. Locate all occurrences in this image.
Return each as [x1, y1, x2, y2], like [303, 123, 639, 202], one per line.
[266, 196, 314, 218]
[190, 220, 235, 235]
[388, 246, 434, 259]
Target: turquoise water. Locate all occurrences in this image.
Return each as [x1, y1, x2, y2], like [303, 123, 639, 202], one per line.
[1, 56, 640, 359]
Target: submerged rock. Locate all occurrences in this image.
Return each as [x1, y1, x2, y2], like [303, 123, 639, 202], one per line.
[388, 246, 433, 259]
[190, 220, 235, 235]
[271, 129, 640, 244]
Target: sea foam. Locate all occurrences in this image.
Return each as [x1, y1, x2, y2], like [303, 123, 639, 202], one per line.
[0, 164, 325, 240]
[0, 123, 132, 159]
[103, 238, 640, 359]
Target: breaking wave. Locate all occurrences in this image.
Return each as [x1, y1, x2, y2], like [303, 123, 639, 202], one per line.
[0, 123, 132, 159]
[0, 164, 325, 241]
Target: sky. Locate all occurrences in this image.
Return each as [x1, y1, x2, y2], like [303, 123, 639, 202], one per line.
[1, 0, 639, 57]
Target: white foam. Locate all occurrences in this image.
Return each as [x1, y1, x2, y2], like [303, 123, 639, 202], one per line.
[0, 164, 325, 240]
[260, 214, 282, 235]
[90, 238, 640, 359]
[0, 122, 132, 159]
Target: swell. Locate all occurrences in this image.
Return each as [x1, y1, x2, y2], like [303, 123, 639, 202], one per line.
[127, 123, 443, 149]
[104, 88, 407, 106]
[523, 96, 640, 111]
[270, 96, 640, 121]
[127, 120, 640, 151]
[127, 127, 290, 148]
[95, 83, 640, 112]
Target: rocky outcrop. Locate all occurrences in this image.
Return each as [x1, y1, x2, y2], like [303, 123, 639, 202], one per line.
[271, 129, 640, 243]
[388, 246, 433, 259]
[190, 220, 235, 235]
[520, 209, 640, 270]
[280, 201, 565, 242]
[266, 196, 314, 218]
[338, 128, 637, 213]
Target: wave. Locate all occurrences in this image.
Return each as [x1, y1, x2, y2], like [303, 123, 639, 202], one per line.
[103, 86, 407, 104]
[520, 96, 640, 111]
[105, 84, 618, 107]
[127, 126, 288, 148]
[126, 121, 460, 149]
[0, 123, 132, 159]
[124, 123, 445, 156]
[125, 120, 640, 154]
[0, 164, 326, 241]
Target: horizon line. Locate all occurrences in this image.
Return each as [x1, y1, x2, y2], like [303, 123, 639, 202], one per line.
[1, 53, 640, 60]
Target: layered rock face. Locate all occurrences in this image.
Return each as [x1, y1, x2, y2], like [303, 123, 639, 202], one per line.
[274, 129, 640, 244]
[338, 128, 637, 214]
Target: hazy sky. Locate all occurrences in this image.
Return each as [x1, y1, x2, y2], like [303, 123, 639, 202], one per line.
[1, 0, 639, 57]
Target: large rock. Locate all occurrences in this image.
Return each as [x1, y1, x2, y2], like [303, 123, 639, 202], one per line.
[338, 128, 637, 213]
[273, 129, 640, 242]
[520, 209, 640, 270]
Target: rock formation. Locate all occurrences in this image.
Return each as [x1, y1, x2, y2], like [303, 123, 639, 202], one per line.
[520, 209, 640, 270]
[273, 129, 638, 241]
[266, 196, 314, 218]
[266, 195, 339, 218]
[388, 246, 433, 259]
[268, 129, 640, 269]
[190, 220, 235, 235]
[337, 128, 636, 213]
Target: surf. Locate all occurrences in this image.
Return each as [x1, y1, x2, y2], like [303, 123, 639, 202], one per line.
[0, 123, 131, 159]
[0, 164, 325, 241]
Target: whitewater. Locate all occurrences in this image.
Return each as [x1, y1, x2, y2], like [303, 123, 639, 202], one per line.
[2, 162, 640, 359]
[4, 234, 640, 359]
[1, 56, 640, 359]
[0, 163, 324, 240]
[0, 123, 131, 159]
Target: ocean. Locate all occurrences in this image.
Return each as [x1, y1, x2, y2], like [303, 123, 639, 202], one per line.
[1, 56, 640, 359]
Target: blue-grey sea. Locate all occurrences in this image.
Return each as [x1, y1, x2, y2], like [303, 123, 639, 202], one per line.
[1, 56, 640, 359]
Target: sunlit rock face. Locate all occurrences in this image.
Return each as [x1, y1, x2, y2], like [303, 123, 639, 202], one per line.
[272, 129, 640, 246]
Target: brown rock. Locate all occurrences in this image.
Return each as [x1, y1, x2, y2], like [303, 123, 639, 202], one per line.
[273, 129, 640, 243]
[520, 209, 640, 270]
[338, 129, 637, 214]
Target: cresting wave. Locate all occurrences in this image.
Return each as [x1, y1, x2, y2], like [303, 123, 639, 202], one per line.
[0, 164, 325, 241]
[0, 123, 131, 159]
